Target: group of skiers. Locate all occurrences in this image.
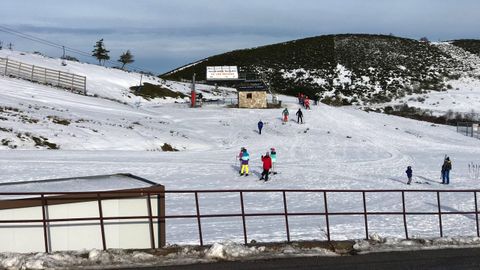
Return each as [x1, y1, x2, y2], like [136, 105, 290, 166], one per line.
[297, 93, 318, 110]
[405, 156, 453, 185]
[281, 108, 303, 124]
[238, 147, 277, 181]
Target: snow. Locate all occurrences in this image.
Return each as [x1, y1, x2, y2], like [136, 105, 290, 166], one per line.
[354, 234, 480, 254]
[1, 50, 480, 267]
[388, 42, 480, 114]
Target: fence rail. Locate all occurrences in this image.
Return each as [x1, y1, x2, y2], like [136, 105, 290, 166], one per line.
[0, 57, 86, 95]
[163, 189, 480, 246]
[457, 122, 480, 139]
[2, 189, 480, 252]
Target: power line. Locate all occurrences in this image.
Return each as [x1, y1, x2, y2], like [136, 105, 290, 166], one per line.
[0, 25, 155, 74]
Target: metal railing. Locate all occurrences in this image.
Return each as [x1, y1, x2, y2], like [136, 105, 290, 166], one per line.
[163, 189, 480, 246]
[2, 189, 480, 252]
[0, 57, 86, 95]
[457, 122, 480, 139]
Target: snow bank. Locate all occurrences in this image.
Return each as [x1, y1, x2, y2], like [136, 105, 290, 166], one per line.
[354, 233, 480, 254]
[205, 241, 262, 260]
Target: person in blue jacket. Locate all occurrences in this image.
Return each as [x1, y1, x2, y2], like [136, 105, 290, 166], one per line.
[258, 120, 264, 135]
[406, 166, 413, 185]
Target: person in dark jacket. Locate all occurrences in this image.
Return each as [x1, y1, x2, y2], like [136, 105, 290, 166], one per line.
[296, 109, 303, 124]
[258, 120, 264, 134]
[441, 157, 452, 184]
[406, 166, 413, 185]
[259, 152, 272, 181]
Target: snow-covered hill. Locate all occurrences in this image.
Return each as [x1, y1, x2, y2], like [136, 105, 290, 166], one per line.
[0, 50, 237, 150]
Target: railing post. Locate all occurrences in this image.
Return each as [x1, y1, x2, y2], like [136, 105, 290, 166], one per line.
[195, 192, 203, 246]
[475, 192, 479, 237]
[40, 194, 50, 253]
[57, 71, 61, 87]
[83, 77, 87, 95]
[362, 191, 369, 240]
[402, 191, 409, 239]
[71, 74, 74, 90]
[437, 191, 443, 237]
[282, 191, 290, 243]
[4, 58, 8, 75]
[157, 190, 166, 248]
[31, 65, 34, 81]
[97, 193, 107, 250]
[146, 192, 156, 249]
[323, 191, 331, 241]
[240, 191, 248, 245]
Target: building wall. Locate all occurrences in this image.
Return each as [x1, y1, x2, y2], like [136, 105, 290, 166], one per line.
[0, 197, 160, 253]
[238, 91, 267, 108]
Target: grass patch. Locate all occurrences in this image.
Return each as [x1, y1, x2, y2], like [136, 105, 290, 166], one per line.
[382, 104, 477, 125]
[31, 136, 59, 149]
[130, 83, 187, 100]
[47, 116, 71, 125]
[161, 143, 178, 152]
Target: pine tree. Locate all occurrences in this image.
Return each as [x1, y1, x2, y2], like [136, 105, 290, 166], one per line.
[118, 50, 134, 70]
[92, 39, 110, 65]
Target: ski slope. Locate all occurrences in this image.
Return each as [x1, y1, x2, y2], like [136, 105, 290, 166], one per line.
[1, 51, 480, 251]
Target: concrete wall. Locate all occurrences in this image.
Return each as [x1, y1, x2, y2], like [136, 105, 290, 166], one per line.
[238, 91, 267, 108]
[0, 197, 160, 253]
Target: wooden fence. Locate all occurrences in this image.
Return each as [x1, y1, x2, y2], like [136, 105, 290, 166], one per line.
[0, 57, 86, 95]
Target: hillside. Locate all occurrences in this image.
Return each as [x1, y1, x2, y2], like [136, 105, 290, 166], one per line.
[0, 50, 236, 150]
[451, 39, 480, 56]
[162, 34, 480, 106]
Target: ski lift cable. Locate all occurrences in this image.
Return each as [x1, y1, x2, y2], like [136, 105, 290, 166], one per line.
[0, 25, 154, 73]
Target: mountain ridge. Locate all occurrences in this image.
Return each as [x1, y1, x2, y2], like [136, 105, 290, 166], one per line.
[161, 34, 480, 105]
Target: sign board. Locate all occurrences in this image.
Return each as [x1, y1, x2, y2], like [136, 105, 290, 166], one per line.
[206, 66, 238, 80]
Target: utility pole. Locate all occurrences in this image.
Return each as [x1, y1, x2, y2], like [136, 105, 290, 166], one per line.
[62, 46, 66, 58]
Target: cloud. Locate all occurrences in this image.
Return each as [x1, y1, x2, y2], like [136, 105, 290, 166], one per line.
[1, 0, 479, 73]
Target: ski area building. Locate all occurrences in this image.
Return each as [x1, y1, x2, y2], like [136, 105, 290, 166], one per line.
[237, 81, 268, 109]
[0, 173, 165, 253]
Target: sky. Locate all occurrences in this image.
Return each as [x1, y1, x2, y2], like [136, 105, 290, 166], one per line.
[0, 0, 479, 74]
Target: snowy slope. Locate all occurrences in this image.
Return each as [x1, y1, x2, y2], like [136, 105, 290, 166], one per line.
[0, 50, 237, 150]
[0, 50, 236, 104]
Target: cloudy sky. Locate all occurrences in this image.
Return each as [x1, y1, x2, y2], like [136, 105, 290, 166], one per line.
[1, 0, 479, 73]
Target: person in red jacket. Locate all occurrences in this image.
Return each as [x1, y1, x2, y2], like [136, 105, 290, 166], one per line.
[259, 152, 272, 182]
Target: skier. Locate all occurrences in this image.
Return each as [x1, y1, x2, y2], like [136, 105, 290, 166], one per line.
[304, 96, 310, 110]
[238, 147, 245, 173]
[406, 166, 413, 185]
[270, 147, 277, 174]
[258, 120, 264, 135]
[282, 108, 289, 123]
[240, 148, 250, 176]
[441, 157, 452, 184]
[259, 152, 272, 181]
[313, 96, 319, 106]
[296, 108, 303, 124]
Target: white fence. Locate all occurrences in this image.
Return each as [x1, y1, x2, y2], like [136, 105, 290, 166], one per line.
[0, 57, 86, 95]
